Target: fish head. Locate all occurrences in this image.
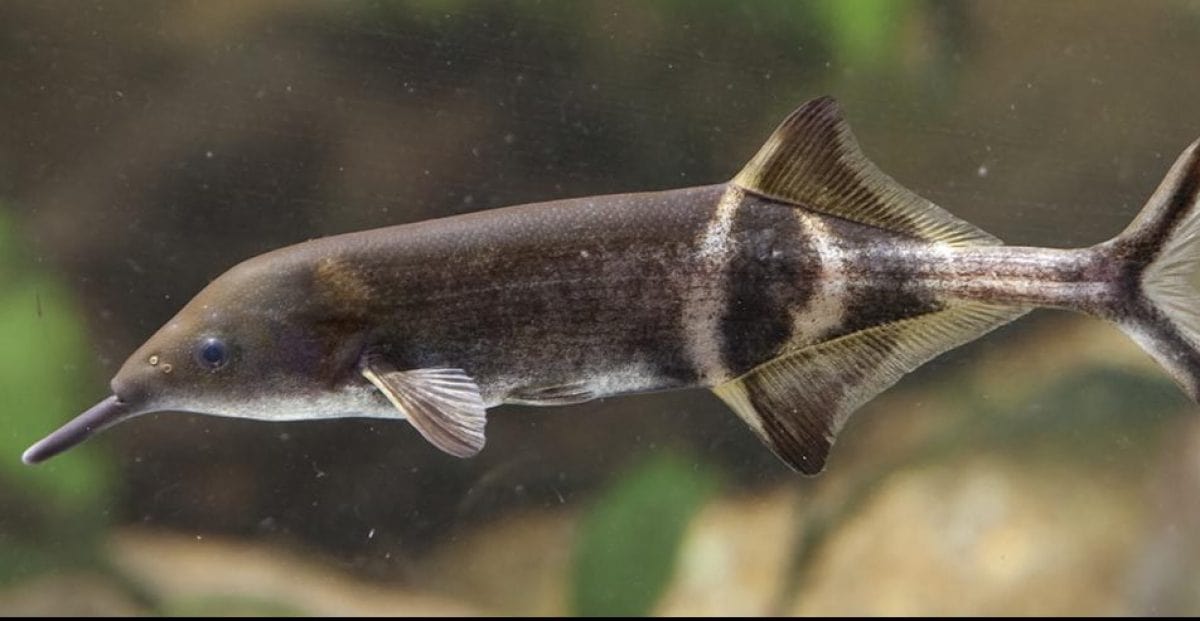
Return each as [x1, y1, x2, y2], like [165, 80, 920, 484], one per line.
[23, 249, 375, 465]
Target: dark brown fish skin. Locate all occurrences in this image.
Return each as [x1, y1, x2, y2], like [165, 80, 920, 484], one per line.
[266, 185, 1103, 402]
[294, 184, 732, 403]
[244, 187, 1120, 400]
[719, 198, 818, 376]
[816, 213, 947, 340]
[287, 189, 962, 400]
[216, 184, 948, 404]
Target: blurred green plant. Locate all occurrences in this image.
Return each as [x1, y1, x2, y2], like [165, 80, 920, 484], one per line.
[571, 451, 717, 617]
[977, 366, 1184, 456]
[809, 0, 906, 69]
[0, 207, 114, 583]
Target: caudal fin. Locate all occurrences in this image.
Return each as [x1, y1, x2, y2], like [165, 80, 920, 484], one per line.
[1106, 139, 1200, 400]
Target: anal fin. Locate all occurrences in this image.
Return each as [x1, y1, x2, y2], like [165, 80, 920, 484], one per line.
[714, 302, 1028, 474]
[361, 358, 488, 458]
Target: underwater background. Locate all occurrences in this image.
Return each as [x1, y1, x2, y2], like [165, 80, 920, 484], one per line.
[2, 0, 1200, 615]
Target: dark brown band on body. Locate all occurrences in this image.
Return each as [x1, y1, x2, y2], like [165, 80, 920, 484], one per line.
[719, 200, 817, 376]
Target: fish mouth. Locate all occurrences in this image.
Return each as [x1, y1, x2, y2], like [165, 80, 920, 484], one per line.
[21, 395, 137, 465]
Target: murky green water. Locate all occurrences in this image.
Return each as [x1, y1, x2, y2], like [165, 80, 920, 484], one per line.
[2, 1, 1199, 615]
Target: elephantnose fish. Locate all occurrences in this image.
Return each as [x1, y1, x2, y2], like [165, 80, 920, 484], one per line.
[23, 97, 1200, 474]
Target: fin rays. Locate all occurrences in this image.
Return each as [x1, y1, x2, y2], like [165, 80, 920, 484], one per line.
[361, 360, 488, 458]
[1110, 138, 1200, 399]
[734, 96, 1000, 247]
[715, 302, 1029, 474]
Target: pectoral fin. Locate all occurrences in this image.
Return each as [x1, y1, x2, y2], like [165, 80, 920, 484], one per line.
[714, 302, 1028, 474]
[360, 358, 488, 458]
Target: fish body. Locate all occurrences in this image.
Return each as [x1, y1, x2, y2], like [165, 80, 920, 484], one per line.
[23, 97, 1200, 474]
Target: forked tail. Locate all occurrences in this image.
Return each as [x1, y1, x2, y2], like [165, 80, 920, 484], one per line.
[1103, 139, 1200, 400]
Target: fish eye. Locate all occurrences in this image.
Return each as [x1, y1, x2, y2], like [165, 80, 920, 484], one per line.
[195, 337, 230, 371]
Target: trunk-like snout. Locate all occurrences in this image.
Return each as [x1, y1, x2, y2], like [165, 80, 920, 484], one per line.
[22, 395, 134, 464]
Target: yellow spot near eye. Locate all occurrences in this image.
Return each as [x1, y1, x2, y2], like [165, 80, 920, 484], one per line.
[161, 363, 173, 374]
[148, 355, 159, 366]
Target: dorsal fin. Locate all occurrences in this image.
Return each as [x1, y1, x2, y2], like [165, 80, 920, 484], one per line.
[733, 96, 1000, 247]
[714, 302, 1028, 474]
